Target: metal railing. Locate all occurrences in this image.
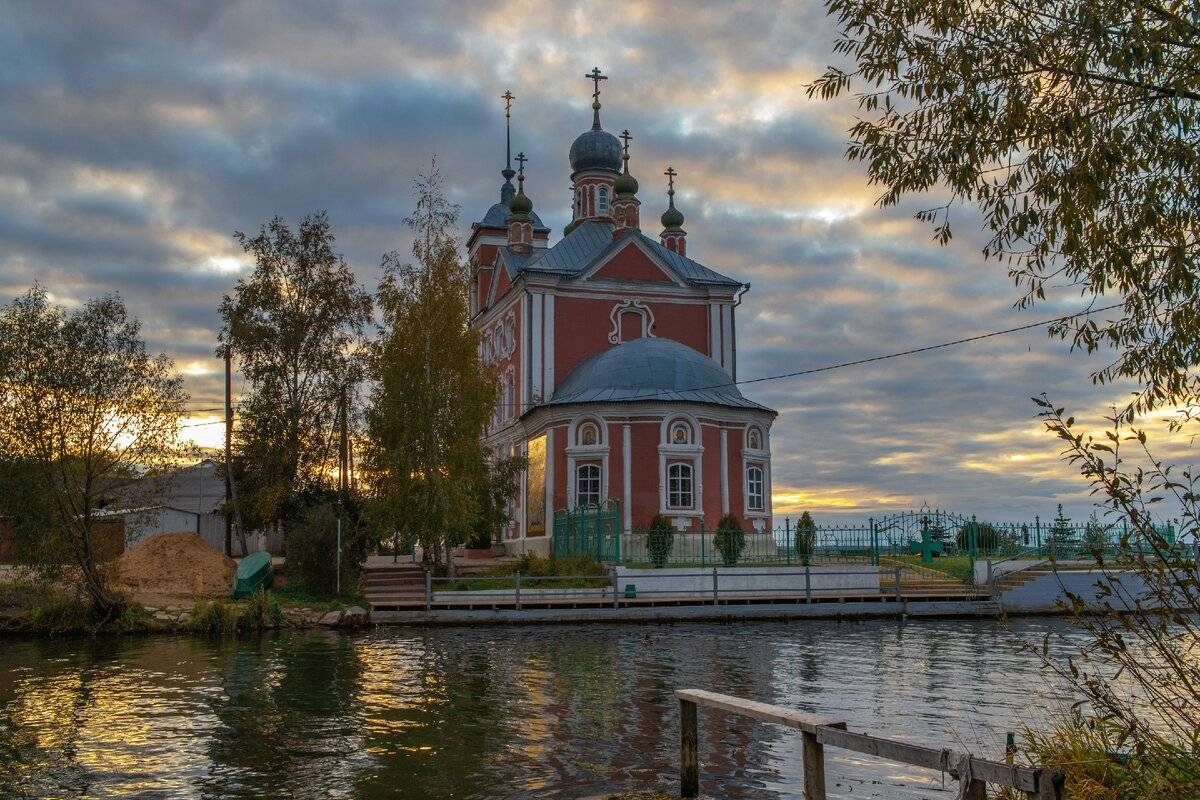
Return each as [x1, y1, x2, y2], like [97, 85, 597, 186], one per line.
[406, 565, 980, 610]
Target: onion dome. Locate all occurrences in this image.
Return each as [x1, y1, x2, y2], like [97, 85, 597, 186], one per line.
[509, 188, 533, 216]
[509, 152, 533, 216]
[570, 122, 622, 174]
[614, 170, 639, 197]
[661, 165, 684, 229]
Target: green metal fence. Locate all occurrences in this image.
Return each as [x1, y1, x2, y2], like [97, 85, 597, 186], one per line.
[549, 506, 1187, 570]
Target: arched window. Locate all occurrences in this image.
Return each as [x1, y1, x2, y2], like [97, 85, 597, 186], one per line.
[670, 421, 692, 445]
[574, 186, 582, 218]
[503, 372, 515, 420]
[598, 186, 609, 214]
[747, 465, 765, 511]
[667, 463, 693, 509]
[576, 463, 601, 507]
[578, 421, 600, 446]
[747, 427, 762, 451]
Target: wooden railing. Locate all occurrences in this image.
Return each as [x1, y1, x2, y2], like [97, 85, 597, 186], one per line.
[676, 689, 1064, 799]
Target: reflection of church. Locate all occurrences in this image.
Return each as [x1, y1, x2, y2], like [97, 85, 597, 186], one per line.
[469, 70, 776, 546]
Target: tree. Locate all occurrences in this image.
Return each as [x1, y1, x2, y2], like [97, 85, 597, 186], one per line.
[218, 212, 372, 537]
[363, 162, 498, 566]
[809, 0, 1200, 421]
[646, 514, 675, 568]
[0, 287, 188, 619]
[464, 455, 528, 550]
[1047, 503, 1077, 555]
[1034, 401, 1200, 790]
[715, 513, 747, 567]
[795, 510, 817, 565]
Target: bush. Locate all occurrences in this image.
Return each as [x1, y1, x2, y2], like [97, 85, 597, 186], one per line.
[954, 521, 1009, 552]
[794, 511, 817, 565]
[288, 502, 367, 597]
[189, 599, 240, 635]
[190, 591, 284, 635]
[28, 591, 98, 633]
[715, 514, 746, 567]
[646, 514, 674, 567]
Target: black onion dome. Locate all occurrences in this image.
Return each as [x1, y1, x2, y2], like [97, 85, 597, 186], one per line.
[569, 128, 622, 174]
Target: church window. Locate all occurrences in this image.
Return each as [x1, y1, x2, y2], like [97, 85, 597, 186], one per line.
[576, 463, 601, 507]
[670, 421, 692, 445]
[598, 186, 609, 214]
[503, 371, 515, 420]
[667, 463, 693, 509]
[578, 421, 600, 446]
[747, 465, 765, 511]
[747, 427, 762, 450]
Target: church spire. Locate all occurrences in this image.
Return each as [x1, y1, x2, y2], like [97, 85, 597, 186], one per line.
[499, 89, 516, 205]
[585, 67, 607, 130]
[660, 166, 687, 255]
[612, 129, 641, 234]
[506, 151, 534, 254]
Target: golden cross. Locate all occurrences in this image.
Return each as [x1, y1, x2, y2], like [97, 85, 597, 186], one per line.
[585, 67, 607, 102]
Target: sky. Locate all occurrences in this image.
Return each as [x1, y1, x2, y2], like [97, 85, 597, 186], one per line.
[1, 0, 1191, 523]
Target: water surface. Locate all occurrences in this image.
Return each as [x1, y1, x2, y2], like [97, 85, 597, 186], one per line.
[0, 618, 1087, 799]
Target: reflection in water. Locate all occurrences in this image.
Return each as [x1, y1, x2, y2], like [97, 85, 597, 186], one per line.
[0, 618, 1087, 799]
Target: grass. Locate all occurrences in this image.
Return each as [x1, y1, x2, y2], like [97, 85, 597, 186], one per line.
[996, 713, 1200, 800]
[270, 582, 367, 611]
[888, 554, 976, 583]
[190, 590, 285, 635]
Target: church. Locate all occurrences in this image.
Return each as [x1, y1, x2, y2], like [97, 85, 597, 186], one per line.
[468, 70, 776, 549]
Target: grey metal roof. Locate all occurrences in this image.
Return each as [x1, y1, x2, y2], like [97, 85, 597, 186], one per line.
[546, 337, 773, 412]
[504, 221, 742, 287]
[569, 128, 622, 174]
[479, 201, 548, 232]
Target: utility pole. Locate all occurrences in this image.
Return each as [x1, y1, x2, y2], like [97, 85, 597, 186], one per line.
[224, 346, 248, 556]
[337, 384, 348, 594]
[224, 348, 234, 557]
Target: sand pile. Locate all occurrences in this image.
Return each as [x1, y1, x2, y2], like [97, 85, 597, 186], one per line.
[115, 532, 236, 600]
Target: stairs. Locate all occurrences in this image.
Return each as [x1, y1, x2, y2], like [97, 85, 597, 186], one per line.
[361, 562, 427, 608]
[879, 558, 975, 596]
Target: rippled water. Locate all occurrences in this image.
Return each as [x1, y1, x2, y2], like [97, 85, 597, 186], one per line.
[0, 618, 1090, 799]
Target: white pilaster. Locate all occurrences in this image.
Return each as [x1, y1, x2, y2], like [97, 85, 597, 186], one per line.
[543, 293, 555, 397]
[519, 296, 529, 409]
[622, 424, 632, 533]
[530, 293, 543, 403]
[545, 427, 554, 539]
[709, 303, 721, 362]
[721, 304, 734, 372]
[720, 428, 729, 514]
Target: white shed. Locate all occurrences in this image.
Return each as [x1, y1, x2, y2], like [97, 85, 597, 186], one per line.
[94, 506, 200, 550]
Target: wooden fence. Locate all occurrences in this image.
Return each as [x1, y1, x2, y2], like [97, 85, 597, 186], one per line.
[676, 689, 1064, 799]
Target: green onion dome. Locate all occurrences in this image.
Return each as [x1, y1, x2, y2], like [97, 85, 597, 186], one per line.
[509, 189, 533, 216]
[661, 204, 684, 230]
[614, 169, 639, 198]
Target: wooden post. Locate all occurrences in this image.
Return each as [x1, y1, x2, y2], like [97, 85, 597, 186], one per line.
[1031, 768, 1063, 799]
[612, 567, 619, 609]
[801, 729, 828, 800]
[963, 777, 986, 799]
[712, 567, 719, 603]
[805, 564, 812, 603]
[425, 570, 432, 612]
[680, 698, 699, 798]
[515, 571, 522, 610]
[894, 567, 902, 601]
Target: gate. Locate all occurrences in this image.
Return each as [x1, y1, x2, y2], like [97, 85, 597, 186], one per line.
[552, 501, 622, 562]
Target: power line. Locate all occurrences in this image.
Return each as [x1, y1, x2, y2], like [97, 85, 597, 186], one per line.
[484, 302, 1124, 407]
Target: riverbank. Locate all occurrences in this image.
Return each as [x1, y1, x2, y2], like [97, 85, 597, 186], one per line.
[0, 580, 371, 635]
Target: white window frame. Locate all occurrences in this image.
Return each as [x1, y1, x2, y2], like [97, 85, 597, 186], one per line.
[575, 463, 602, 508]
[667, 462, 694, 510]
[746, 464, 764, 512]
[598, 185, 609, 214]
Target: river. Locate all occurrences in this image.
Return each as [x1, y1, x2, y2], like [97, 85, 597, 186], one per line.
[0, 617, 1088, 799]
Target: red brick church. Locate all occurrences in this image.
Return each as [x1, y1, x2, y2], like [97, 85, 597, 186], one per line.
[469, 70, 776, 547]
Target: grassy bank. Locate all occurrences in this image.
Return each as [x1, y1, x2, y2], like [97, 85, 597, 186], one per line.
[0, 579, 369, 636]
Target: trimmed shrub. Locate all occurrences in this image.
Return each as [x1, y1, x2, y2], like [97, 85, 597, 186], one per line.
[794, 511, 817, 565]
[715, 514, 746, 567]
[646, 514, 674, 567]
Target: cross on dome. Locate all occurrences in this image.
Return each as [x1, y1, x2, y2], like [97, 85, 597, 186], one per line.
[585, 67, 607, 102]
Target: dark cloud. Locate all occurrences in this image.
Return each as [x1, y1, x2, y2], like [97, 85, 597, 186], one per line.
[0, 0, 1186, 522]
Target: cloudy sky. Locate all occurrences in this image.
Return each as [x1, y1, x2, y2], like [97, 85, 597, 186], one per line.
[1, 1, 1189, 523]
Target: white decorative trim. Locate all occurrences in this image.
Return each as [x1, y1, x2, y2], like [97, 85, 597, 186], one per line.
[543, 293, 555, 395]
[544, 427, 554, 539]
[720, 429, 729, 515]
[530, 293, 543, 404]
[622, 424, 632, 534]
[721, 304, 733, 370]
[709, 303, 721, 361]
[607, 299, 656, 344]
